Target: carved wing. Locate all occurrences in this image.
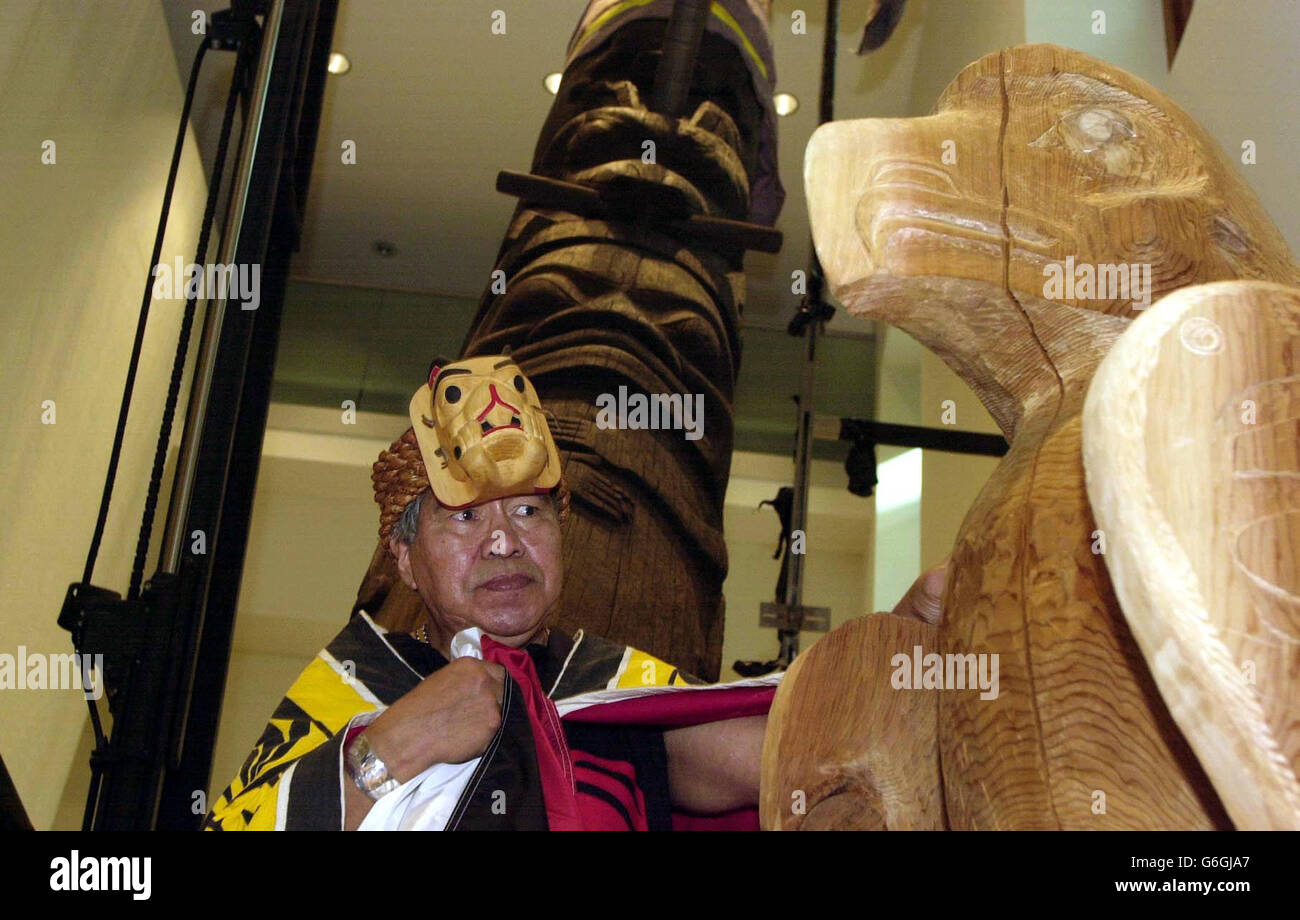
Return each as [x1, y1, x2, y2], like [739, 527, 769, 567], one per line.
[1082, 280, 1300, 829]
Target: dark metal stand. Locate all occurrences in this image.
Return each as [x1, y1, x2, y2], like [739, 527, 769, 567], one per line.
[768, 0, 841, 668]
[58, 0, 337, 831]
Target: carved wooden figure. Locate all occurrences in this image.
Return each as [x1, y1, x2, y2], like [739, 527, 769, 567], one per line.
[799, 43, 1300, 828]
[1083, 281, 1300, 830]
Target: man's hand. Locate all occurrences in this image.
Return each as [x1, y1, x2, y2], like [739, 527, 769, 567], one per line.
[343, 658, 505, 830]
[889, 556, 950, 625]
[367, 658, 506, 781]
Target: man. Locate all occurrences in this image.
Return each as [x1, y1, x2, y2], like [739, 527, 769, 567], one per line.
[206, 356, 945, 830]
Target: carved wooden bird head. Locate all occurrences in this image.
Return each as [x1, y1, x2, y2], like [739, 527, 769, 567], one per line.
[805, 43, 1298, 440]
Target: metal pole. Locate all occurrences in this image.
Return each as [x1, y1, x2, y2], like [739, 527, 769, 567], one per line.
[159, 0, 286, 575]
[781, 0, 839, 663]
[651, 0, 712, 117]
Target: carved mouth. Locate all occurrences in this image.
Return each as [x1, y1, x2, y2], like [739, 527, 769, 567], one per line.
[865, 159, 1065, 260]
[479, 426, 528, 460]
[480, 419, 522, 436]
[862, 184, 1067, 288]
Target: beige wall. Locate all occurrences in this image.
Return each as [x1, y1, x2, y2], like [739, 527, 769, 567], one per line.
[0, 0, 209, 828]
[908, 0, 1026, 114]
[208, 408, 399, 796]
[1165, 0, 1300, 255]
[1024, 0, 1167, 87]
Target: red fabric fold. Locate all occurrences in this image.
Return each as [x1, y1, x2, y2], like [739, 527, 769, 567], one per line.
[562, 685, 776, 728]
[481, 636, 585, 831]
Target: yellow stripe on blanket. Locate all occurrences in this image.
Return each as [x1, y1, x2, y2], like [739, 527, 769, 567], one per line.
[611, 648, 691, 689]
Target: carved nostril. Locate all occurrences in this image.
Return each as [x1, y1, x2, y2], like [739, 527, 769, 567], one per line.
[510, 416, 520, 426]
[481, 420, 493, 434]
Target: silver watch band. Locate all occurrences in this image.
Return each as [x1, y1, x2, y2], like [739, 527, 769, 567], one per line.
[345, 730, 401, 801]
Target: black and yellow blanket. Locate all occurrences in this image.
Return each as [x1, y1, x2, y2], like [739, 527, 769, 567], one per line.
[205, 612, 734, 831]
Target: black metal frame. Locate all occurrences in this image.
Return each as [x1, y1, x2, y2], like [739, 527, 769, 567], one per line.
[153, 0, 338, 830]
[58, 0, 337, 831]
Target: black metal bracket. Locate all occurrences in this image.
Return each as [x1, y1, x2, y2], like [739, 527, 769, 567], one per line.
[787, 295, 836, 336]
[839, 418, 1010, 458]
[208, 3, 262, 52]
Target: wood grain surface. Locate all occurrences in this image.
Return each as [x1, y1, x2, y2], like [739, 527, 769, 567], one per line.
[804, 43, 1300, 828]
[761, 613, 944, 830]
[1084, 281, 1300, 829]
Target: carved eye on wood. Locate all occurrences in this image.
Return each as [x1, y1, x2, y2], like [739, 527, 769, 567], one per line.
[513, 374, 525, 392]
[1032, 106, 1141, 176]
[1062, 107, 1136, 151]
[444, 384, 461, 404]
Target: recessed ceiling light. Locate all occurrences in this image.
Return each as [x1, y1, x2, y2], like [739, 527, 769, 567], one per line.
[774, 92, 798, 116]
[327, 52, 351, 75]
[543, 72, 562, 95]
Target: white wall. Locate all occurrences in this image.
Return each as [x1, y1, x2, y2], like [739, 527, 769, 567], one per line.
[0, 0, 209, 829]
[873, 327, 923, 611]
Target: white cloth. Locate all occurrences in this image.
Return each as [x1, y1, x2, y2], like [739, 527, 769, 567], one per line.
[357, 628, 484, 831]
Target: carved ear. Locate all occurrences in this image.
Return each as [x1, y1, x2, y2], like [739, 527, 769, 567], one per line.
[501, 344, 513, 357]
[427, 355, 452, 390]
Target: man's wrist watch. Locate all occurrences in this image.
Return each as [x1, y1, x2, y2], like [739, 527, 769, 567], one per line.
[345, 729, 401, 801]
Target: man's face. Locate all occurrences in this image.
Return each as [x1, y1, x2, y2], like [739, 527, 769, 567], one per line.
[391, 491, 563, 649]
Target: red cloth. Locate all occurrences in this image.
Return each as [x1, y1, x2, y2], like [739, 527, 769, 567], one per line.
[563, 685, 776, 728]
[483, 636, 776, 830]
[481, 636, 586, 831]
[563, 685, 776, 831]
[570, 750, 650, 830]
